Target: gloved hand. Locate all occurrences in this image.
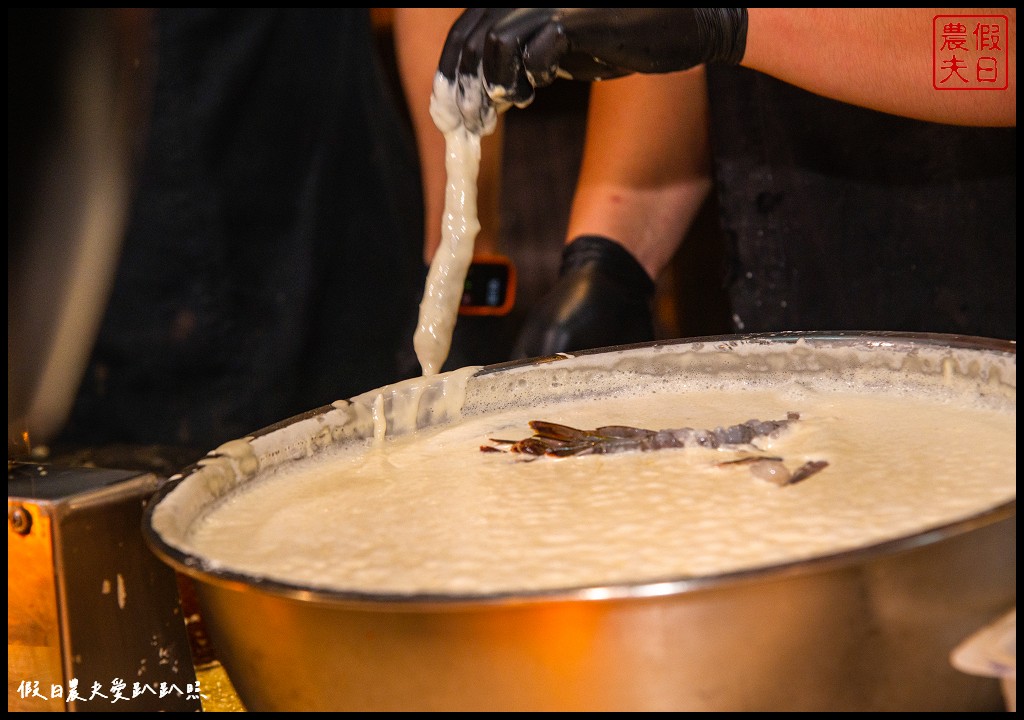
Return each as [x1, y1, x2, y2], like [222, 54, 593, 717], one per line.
[438, 8, 748, 127]
[511, 235, 656, 360]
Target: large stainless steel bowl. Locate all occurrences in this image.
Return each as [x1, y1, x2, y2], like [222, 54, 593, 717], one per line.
[143, 332, 1016, 711]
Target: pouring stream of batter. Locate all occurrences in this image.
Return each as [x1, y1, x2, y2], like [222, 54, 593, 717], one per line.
[413, 72, 496, 376]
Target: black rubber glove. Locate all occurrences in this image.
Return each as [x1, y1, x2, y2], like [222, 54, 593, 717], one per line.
[511, 235, 656, 360]
[438, 8, 748, 125]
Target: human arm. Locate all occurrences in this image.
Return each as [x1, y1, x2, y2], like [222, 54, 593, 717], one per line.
[744, 8, 1015, 127]
[511, 68, 713, 358]
[567, 67, 712, 281]
[438, 7, 1015, 129]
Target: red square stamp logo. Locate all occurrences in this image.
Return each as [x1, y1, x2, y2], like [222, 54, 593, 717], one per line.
[933, 15, 1009, 90]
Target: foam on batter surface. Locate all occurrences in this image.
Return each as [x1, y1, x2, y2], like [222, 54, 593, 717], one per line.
[173, 340, 1015, 596]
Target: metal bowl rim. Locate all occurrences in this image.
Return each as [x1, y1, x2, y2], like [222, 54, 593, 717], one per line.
[142, 330, 1017, 610]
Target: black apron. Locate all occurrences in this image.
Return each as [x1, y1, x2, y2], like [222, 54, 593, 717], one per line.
[706, 66, 1015, 340]
[58, 9, 423, 451]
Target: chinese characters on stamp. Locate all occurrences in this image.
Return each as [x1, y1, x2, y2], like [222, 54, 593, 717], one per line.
[934, 15, 1009, 90]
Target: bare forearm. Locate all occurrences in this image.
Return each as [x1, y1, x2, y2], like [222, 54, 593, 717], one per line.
[744, 8, 1016, 127]
[567, 68, 714, 279]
